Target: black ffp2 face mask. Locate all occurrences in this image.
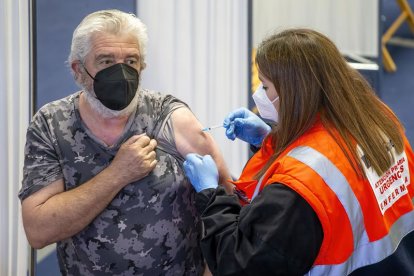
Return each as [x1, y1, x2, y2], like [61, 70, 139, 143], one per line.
[84, 63, 139, 111]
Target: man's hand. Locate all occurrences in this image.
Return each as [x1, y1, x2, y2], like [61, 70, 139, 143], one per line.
[109, 134, 157, 184]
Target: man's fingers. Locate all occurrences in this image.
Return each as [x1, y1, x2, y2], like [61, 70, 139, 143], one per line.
[149, 159, 157, 169]
[125, 135, 157, 154]
[141, 139, 157, 154]
[149, 139, 157, 149]
[147, 150, 156, 161]
[146, 157, 157, 170]
[134, 136, 156, 149]
[124, 134, 147, 145]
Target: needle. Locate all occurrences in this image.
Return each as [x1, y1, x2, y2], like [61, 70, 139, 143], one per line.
[201, 124, 224, 132]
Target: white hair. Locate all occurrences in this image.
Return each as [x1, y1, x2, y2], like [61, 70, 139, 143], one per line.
[68, 9, 148, 68]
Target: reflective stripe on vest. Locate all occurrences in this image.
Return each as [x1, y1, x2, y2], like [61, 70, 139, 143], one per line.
[287, 146, 414, 275]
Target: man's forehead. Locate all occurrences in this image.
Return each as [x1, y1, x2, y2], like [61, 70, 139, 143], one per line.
[89, 32, 140, 52]
[93, 48, 140, 57]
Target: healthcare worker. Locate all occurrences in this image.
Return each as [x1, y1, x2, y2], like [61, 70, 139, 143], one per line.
[183, 28, 414, 275]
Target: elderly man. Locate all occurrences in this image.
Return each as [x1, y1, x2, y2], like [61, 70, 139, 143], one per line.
[19, 9, 230, 275]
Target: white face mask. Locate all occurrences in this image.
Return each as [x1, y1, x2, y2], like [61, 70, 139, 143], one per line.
[252, 84, 279, 122]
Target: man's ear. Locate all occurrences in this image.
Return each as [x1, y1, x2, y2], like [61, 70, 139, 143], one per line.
[71, 61, 82, 81]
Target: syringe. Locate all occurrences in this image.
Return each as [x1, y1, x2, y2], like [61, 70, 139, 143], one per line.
[201, 124, 224, 132]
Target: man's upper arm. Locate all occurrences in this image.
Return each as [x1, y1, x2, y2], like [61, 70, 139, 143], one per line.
[171, 108, 232, 189]
[171, 108, 208, 155]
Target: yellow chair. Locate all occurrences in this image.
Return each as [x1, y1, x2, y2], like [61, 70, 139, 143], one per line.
[382, 0, 414, 72]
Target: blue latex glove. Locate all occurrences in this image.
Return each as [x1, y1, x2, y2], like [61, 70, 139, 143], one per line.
[223, 107, 271, 147]
[183, 154, 219, 193]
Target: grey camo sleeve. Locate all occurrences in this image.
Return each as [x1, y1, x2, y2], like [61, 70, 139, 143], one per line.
[19, 111, 62, 201]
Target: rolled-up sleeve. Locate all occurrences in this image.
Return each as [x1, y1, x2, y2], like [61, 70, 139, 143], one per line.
[19, 112, 62, 201]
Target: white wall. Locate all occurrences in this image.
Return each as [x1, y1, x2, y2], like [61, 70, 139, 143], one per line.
[137, 0, 250, 177]
[253, 0, 379, 57]
[137, 0, 380, 177]
[0, 0, 30, 275]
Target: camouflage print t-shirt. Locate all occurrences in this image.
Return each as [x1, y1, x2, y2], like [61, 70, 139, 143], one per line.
[19, 90, 204, 275]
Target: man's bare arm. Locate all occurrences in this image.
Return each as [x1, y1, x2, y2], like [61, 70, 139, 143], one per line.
[171, 108, 233, 193]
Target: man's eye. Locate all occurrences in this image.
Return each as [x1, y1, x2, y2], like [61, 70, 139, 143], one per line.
[126, 59, 137, 65]
[263, 86, 268, 90]
[99, 59, 113, 65]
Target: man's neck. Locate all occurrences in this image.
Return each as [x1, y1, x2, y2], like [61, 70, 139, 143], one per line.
[79, 92, 130, 146]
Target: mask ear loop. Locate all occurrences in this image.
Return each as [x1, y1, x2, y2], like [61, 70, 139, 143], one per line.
[270, 96, 279, 104]
[78, 61, 100, 101]
[80, 63, 96, 80]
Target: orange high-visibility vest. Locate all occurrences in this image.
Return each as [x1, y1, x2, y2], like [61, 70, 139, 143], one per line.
[231, 120, 414, 275]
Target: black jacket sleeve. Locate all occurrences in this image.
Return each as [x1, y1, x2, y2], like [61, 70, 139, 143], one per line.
[196, 184, 323, 276]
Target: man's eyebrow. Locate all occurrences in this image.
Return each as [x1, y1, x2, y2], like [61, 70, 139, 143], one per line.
[125, 53, 140, 59]
[95, 54, 115, 60]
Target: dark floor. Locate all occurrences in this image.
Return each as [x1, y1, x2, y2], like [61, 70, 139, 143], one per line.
[381, 0, 414, 146]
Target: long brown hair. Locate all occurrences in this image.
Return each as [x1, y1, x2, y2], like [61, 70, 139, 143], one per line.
[255, 28, 404, 179]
